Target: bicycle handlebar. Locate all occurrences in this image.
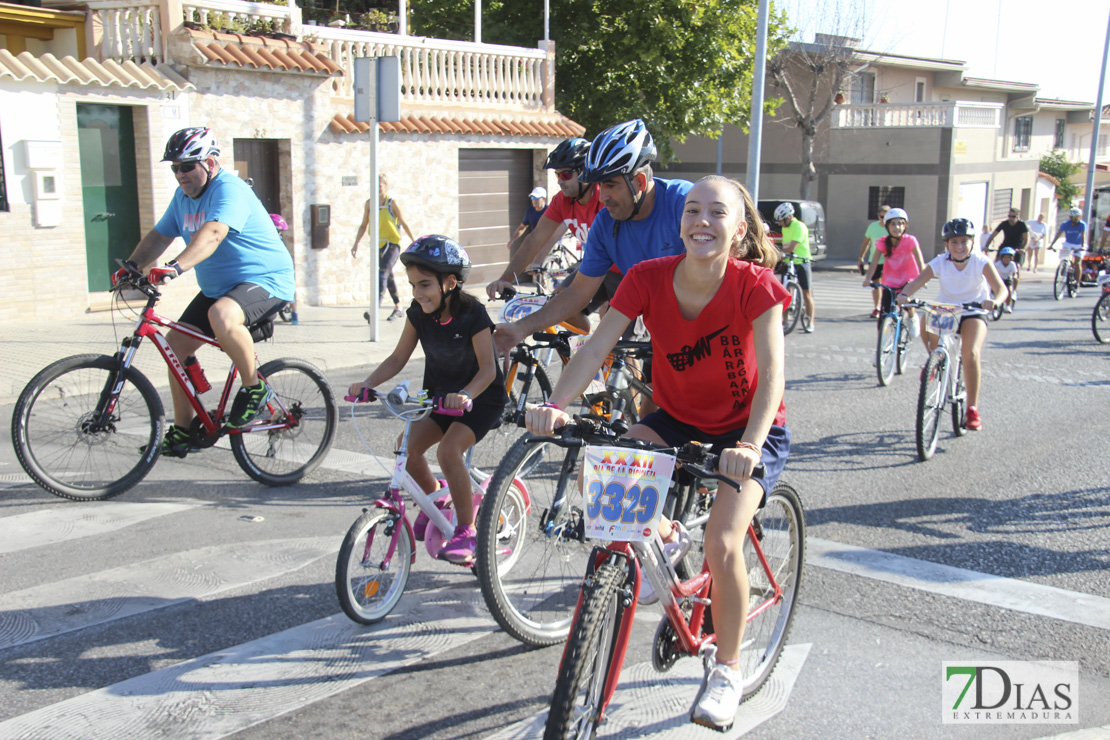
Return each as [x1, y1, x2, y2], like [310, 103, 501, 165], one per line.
[344, 386, 470, 415]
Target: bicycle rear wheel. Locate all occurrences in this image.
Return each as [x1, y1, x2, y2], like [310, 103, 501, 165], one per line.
[915, 351, 946, 461]
[12, 354, 164, 501]
[741, 482, 805, 701]
[230, 358, 337, 486]
[336, 509, 412, 624]
[544, 561, 625, 740]
[476, 435, 592, 646]
[782, 281, 802, 335]
[876, 316, 897, 386]
[1093, 293, 1110, 344]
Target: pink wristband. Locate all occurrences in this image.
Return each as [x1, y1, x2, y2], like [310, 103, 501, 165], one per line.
[540, 402, 563, 411]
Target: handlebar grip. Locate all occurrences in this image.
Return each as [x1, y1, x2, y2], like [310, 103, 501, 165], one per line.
[499, 286, 517, 300]
[344, 388, 377, 403]
[435, 397, 471, 416]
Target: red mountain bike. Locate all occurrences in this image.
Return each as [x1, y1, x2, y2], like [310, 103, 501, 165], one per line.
[11, 265, 337, 501]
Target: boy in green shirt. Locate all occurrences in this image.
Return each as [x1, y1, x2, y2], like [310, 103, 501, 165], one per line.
[858, 205, 889, 317]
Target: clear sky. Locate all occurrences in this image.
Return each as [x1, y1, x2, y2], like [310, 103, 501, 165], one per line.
[781, 0, 1110, 103]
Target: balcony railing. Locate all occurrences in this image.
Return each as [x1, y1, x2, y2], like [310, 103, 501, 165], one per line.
[309, 26, 547, 107]
[832, 102, 1004, 129]
[84, 0, 552, 111]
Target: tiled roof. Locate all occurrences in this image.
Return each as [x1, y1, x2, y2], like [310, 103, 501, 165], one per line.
[184, 28, 341, 75]
[329, 112, 585, 138]
[0, 49, 194, 91]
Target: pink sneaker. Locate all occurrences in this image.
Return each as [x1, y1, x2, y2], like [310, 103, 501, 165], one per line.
[413, 482, 449, 541]
[966, 406, 982, 431]
[438, 524, 477, 565]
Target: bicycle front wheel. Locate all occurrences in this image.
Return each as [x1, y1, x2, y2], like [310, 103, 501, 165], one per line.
[951, 365, 968, 437]
[741, 482, 805, 701]
[12, 354, 164, 501]
[544, 561, 625, 740]
[476, 435, 592, 646]
[876, 316, 897, 386]
[895, 322, 911, 375]
[1093, 293, 1110, 344]
[230, 358, 337, 486]
[782, 281, 802, 335]
[1053, 262, 1069, 300]
[335, 509, 412, 624]
[915, 351, 946, 461]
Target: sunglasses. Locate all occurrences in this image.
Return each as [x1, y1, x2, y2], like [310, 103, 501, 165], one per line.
[170, 161, 202, 174]
[555, 169, 579, 181]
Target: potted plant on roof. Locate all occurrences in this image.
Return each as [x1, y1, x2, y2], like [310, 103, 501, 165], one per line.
[879, 92, 890, 104]
[834, 90, 845, 104]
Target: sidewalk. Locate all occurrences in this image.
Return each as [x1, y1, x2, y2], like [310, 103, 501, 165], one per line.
[0, 302, 431, 405]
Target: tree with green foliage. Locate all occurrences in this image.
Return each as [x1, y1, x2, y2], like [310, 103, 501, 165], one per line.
[1040, 150, 1080, 209]
[408, 0, 789, 163]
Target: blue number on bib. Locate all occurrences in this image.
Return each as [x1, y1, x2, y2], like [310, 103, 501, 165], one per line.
[620, 485, 641, 523]
[636, 486, 660, 524]
[600, 481, 624, 522]
[586, 480, 603, 519]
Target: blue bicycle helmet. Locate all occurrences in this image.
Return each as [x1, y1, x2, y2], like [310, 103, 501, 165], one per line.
[999, 247, 1016, 257]
[579, 120, 656, 184]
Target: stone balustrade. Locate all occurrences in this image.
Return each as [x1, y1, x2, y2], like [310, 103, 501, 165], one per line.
[84, 0, 552, 110]
[832, 102, 1004, 129]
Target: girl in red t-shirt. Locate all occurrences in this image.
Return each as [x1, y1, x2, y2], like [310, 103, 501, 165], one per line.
[526, 175, 791, 729]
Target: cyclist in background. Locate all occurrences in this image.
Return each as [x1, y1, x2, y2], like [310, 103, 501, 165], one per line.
[897, 218, 1007, 431]
[994, 247, 1020, 313]
[1048, 207, 1090, 292]
[862, 207, 924, 337]
[776, 202, 815, 333]
[113, 127, 295, 455]
[527, 175, 790, 730]
[486, 137, 601, 297]
[984, 208, 1029, 266]
[491, 119, 692, 356]
[858, 205, 889, 317]
[347, 236, 505, 565]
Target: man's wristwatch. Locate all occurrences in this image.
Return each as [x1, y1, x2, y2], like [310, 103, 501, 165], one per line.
[167, 260, 184, 276]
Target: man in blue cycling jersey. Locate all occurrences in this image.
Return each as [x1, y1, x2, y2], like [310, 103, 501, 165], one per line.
[1048, 207, 1091, 292]
[492, 119, 692, 355]
[114, 127, 295, 457]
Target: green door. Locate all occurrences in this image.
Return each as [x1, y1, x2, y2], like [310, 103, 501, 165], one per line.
[78, 104, 142, 292]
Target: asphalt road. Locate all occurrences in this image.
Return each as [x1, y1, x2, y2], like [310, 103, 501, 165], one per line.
[1, 271, 1108, 739]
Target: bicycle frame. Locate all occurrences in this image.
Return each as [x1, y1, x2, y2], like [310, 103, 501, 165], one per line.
[568, 512, 783, 726]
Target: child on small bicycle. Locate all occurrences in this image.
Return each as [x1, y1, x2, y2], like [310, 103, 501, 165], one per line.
[348, 235, 505, 564]
[897, 218, 1007, 431]
[994, 247, 1020, 312]
[526, 175, 791, 730]
[861, 207, 925, 337]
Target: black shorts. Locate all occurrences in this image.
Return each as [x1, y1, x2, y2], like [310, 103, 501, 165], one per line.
[178, 284, 287, 338]
[871, 261, 884, 282]
[427, 400, 505, 444]
[636, 409, 790, 502]
[959, 314, 988, 331]
[776, 260, 812, 291]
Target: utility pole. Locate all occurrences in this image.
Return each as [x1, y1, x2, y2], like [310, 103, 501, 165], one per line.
[1084, 8, 1110, 237]
[746, 0, 771, 200]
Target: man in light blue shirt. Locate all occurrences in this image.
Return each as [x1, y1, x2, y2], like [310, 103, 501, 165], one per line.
[492, 119, 691, 355]
[116, 127, 295, 455]
[1048, 207, 1090, 293]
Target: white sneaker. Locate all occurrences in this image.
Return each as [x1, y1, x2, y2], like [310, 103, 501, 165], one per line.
[802, 316, 815, 333]
[692, 655, 743, 730]
[1003, 304, 1013, 313]
[638, 521, 691, 605]
[908, 318, 920, 339]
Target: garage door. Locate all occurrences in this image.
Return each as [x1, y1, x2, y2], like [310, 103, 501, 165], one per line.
[458, 149, 534, 285]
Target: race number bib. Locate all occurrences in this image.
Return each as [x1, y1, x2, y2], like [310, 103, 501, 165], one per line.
[582, 446, 676, 542]
[926, 305, 961, 337]
[498, 294, 548, 323]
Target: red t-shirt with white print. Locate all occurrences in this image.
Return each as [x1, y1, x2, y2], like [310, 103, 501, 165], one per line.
[609, 255, 789, 434]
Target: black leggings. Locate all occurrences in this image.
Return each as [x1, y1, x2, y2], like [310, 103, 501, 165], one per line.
[380, 243, 401, 305]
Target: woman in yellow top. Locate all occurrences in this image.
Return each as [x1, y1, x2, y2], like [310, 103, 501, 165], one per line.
[352, 174, 416, 321]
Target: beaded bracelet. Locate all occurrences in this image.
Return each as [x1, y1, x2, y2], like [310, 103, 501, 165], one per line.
[735, 441, 761, 454]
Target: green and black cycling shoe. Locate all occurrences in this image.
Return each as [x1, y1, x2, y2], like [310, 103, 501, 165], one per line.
[227, 379, 274, 429]
[140, 423, 194, 459]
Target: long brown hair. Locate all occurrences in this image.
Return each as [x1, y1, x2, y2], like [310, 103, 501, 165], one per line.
[696, 176, 779, 269]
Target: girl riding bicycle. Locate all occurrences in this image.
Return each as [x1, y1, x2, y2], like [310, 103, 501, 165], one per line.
[526, 175, 791, 730]
[862, 207, 925, 337]
[897, 218, 1007, 431]
[348, 235, 505, 564]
